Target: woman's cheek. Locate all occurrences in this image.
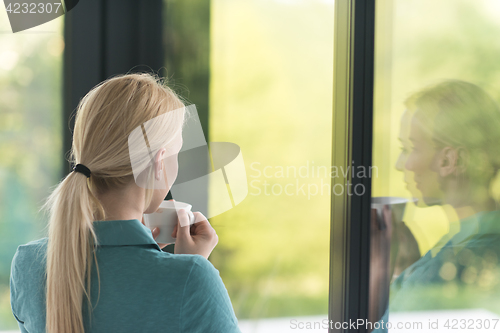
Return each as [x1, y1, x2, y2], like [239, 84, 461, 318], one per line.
[164, 156, 179, 189]
[405, 152, 418, 172]
[395, 152, 407, 172]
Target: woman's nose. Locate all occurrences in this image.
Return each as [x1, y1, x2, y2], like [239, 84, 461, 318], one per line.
[395, 152, 405, 172]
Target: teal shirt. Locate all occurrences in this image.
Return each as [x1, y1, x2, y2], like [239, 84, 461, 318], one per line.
[10, 219, 241, 333]
[372, 210, 500, 333]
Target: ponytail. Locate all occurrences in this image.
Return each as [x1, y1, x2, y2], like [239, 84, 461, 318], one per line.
[43, 168, 103, 333]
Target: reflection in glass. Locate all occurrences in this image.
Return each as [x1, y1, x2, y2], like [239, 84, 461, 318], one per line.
[370, 1, 500, 332]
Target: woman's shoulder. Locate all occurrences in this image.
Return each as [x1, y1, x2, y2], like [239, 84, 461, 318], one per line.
[10, 238, 49, 319]
[154, 252, 220, 276]
[12, 237, 48, 267]
[11, 237, 49, 294]
[178, 255, 241, 332]
[169, 253, 216, 268]
[16, 236, 48, 248]
[151, 253, 224, 294]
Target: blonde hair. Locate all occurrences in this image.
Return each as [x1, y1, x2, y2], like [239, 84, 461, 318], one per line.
[42, 73, 185, 333]
[405, 80, 500, 185]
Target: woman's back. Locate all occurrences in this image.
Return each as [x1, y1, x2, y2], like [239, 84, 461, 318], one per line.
[10, 219, 240, 333]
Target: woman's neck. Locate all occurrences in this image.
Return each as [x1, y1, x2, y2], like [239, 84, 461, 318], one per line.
[444, 179, 496, 220]
[96, 184, 145, 222]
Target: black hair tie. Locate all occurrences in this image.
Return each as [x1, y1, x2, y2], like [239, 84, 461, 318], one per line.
[73, 164, 91, 178]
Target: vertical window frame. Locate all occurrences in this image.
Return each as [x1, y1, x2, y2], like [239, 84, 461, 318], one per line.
[329, 1, 376, 332]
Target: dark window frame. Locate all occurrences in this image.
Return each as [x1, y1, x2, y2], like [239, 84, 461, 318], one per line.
[329, 1, 376, 332]
[63, 0, 166, 175]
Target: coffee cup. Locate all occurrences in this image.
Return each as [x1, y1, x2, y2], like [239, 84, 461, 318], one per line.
[371, 197, 410, 230]
[143, 201, 196, 244]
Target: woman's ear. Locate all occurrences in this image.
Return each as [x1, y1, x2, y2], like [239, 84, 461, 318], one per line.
[154, 148, 166, 180]
[437, 147, 467, 178]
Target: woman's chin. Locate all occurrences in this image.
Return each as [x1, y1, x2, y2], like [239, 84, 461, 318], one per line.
[417, 196, 441, 207]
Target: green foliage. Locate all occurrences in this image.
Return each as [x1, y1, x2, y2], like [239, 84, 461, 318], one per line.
[0, 11, 62, 329]
[209, 0, 334, 319]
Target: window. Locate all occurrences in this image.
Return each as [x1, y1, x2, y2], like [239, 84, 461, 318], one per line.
[0, 12, 63, 330]
[209, 0, 334, 324]
[370, 0, 500, 329]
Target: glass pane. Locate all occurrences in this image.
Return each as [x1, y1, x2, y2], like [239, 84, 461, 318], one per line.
[371, 0, 500, 331]
[0, 13, 63, 330]
[209, 0, 334, 329]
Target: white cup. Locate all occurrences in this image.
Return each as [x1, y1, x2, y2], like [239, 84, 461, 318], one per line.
[143, 201, 196, 244]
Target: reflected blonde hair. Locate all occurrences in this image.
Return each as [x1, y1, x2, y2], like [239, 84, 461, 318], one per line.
[405, 80, 500, 184]
[42, 73, 185, 333]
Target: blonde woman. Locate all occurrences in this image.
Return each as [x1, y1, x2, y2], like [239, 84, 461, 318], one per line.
[370, 80, 500, 333]
[9, 73, 241, 333]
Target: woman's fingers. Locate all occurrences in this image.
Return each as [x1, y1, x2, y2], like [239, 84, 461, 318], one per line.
[174, 211, 218, 258]
[192, 211, 206, 224]
[171, 223, 178, 238]
[176, 209, 192, 239]
[190, 213, 210, 232]
[178, 209, 191, 227]
[152, 227, 160, 239]
[191, 213, 218, 245]
[150, 227, 170, 249]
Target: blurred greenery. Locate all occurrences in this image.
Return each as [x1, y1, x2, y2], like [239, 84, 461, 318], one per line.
[208, 0, 334, 320]
[0, 11, 62, 330]
[389, 283, 500, 314]
[209, 0, 500, 321]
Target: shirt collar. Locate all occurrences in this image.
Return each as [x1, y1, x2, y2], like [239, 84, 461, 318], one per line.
[92, 219, 161, 251]
[451, 210, 500, 245]
[431, 210, 500, 256]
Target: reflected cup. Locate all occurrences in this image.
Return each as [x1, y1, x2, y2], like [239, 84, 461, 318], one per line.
[371, 197, 410, 230]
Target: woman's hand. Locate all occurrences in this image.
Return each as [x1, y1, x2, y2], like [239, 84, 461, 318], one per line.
[173, 210, 218, 259]
[151, 227, 170, 250]
[149, 209, 218, 257]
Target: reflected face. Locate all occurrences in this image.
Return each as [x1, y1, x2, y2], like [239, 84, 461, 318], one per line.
[395, 110, 421, 202]
[404, 115, 443, 205]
